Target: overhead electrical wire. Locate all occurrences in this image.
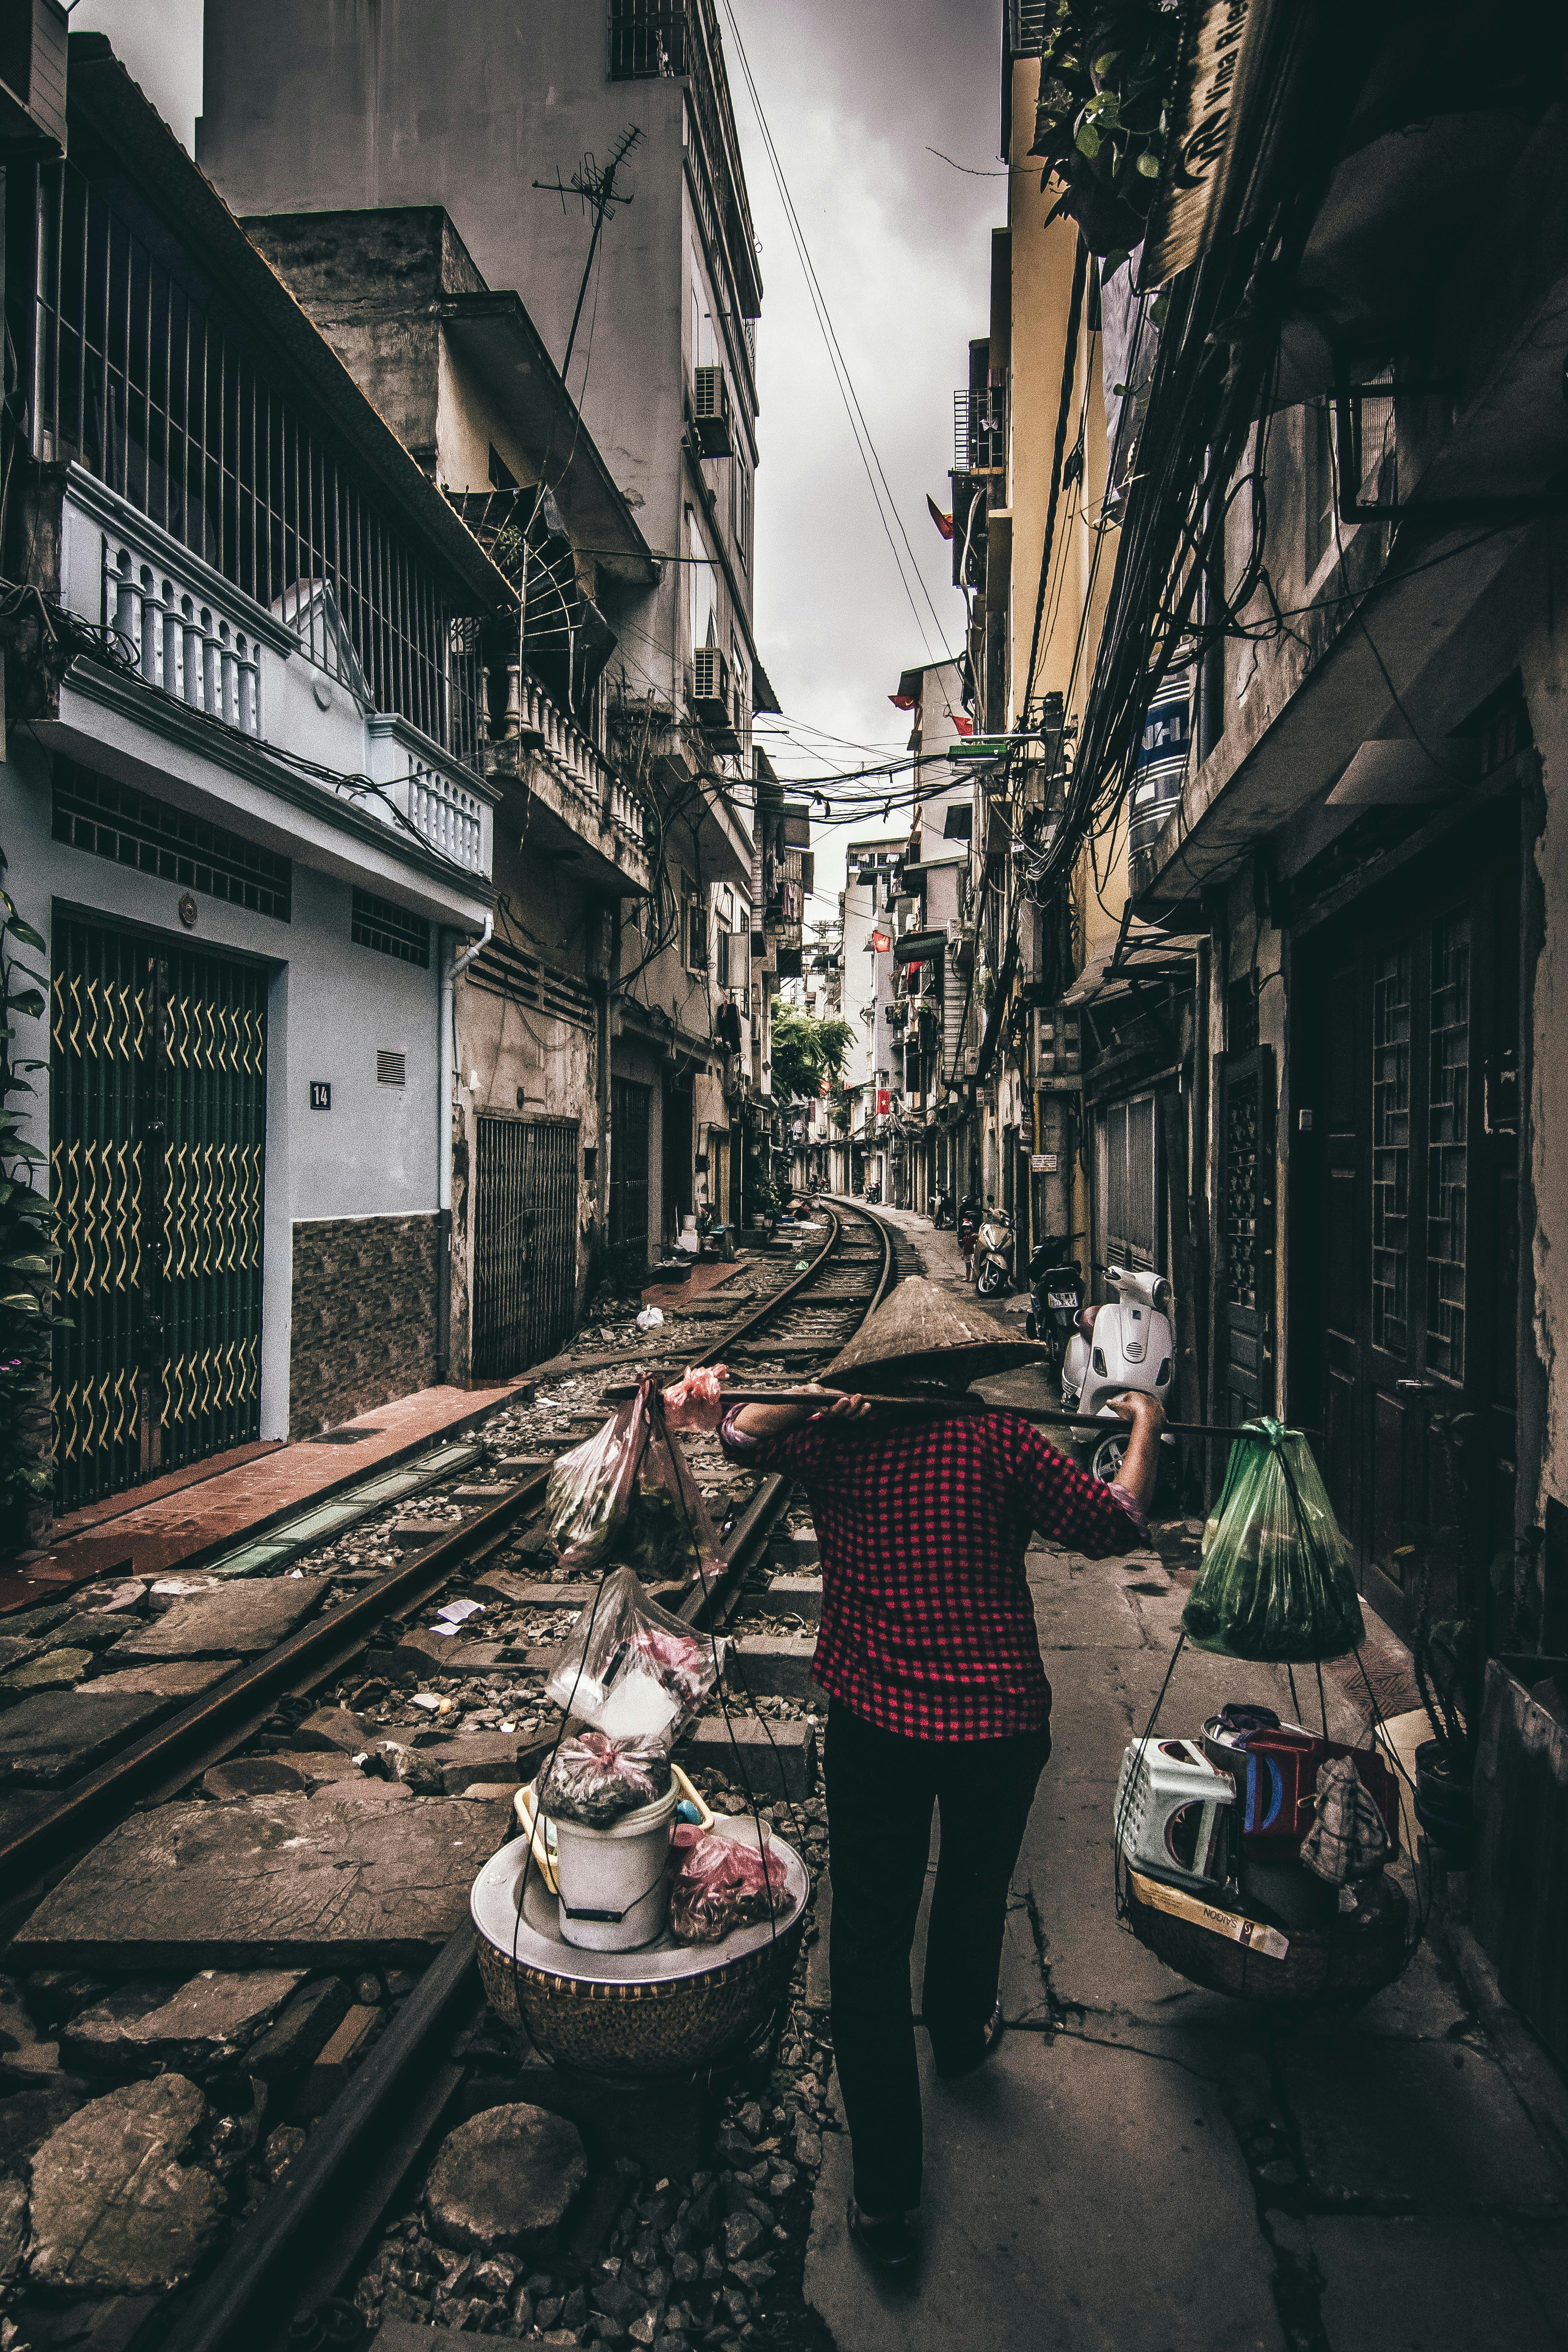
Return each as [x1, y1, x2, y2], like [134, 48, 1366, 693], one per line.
[717, 0, 955, 664]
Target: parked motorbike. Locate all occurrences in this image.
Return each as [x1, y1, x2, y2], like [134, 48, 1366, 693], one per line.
[1024, 1244, 1084, 1379]
[956, 1194, 982, 1278]
[973, 1203, 1015, 1299]
[863, 1179, 882, 1204]
[1060, 1263, 1177, 1483]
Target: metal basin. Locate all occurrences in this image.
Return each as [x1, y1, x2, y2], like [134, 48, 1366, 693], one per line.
[471, 1829, 811, 2080]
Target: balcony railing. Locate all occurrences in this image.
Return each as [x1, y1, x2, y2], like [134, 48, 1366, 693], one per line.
[368, 715, 493, 877]
[498, 663, 645, 847]
[954, 386, 1007, 477]
[102, 529, 264, 737]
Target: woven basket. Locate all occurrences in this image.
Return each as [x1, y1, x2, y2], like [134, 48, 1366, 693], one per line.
[1125, 1872, 1411, 2009]
[472, 1829, 811, 2081]
[477, 1919, 806, 2080]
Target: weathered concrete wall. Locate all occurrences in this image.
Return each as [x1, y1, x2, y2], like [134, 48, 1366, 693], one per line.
[1515, 528, 1568, 1620]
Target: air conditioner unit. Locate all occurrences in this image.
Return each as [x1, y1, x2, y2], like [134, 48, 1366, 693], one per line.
[690, 647, 733, 734]
[0, 0, 67, 157]
[692, 365, 735, 458]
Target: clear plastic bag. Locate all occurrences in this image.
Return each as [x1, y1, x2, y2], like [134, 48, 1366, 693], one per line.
[540, 1730, 673, 1828]
[544, 1380, 722, 1586]
[667, 1823, 788, 1944]
[1182, 1420, 1365, 1662]
[544, 1564, 723, 1748]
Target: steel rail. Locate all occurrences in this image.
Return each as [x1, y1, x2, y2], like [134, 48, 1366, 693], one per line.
[150, 1203, 898, 2352]
[0, 1473, 554, 1909]
[683, 1201, 895, 1633]
[0, 1210, 881, 1908]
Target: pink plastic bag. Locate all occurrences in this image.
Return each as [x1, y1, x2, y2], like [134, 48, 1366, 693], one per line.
[544, 1379, 722, 1585]
[661, 1363, 730, 1435]
[668, 1824, 789, 1944]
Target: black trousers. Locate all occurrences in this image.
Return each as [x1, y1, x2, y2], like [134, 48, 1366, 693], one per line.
[822, 1699, 1052, 2216]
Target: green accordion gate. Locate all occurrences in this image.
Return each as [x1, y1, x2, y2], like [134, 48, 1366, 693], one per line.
[51, 916, 267, 1510]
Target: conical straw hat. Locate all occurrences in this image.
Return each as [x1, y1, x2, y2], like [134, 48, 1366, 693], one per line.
[821, 1274, 1056, 1390]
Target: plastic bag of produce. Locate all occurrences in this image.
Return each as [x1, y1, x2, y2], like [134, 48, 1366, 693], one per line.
[1182, 1420, 1365, 1662]
[667, 1824, 789, 1944]
[540, 1729, 673, 1827]
[544, 1563, 724, 1747]
[544, 1379, 722, 1586]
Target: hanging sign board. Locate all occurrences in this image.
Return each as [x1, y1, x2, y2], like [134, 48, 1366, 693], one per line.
[1030, 1152, 1058, 1174]
[1140, 0, 1289, 287]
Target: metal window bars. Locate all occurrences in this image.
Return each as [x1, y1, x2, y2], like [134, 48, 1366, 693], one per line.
[954, 385, 1007, 476]
[25, 158, 484, 769]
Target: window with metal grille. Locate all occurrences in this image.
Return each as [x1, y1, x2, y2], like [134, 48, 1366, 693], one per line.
[1101, 1094, 1157, 1269]
[609, 0, 688, 80]
[52, 757, 292, 920]
[27, 158, 484, 767]
[352, 889, 430, 969]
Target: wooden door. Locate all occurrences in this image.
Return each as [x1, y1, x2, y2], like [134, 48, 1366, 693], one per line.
[1291, 853, 1518, 1631]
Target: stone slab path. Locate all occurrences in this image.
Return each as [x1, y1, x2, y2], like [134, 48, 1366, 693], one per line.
[15, 1789, 514, 1969]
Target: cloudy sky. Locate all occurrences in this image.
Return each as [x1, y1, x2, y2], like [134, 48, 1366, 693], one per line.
[74, 0, 1006, 909]
[722, 0, 1005, 830]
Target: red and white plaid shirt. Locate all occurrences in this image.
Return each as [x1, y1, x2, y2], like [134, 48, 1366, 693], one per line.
[720, 1406, 1145, 1742]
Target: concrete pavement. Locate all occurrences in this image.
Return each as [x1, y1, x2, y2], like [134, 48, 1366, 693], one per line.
[803, 1207, 1568, 2351]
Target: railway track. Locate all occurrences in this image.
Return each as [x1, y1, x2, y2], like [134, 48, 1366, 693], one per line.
[0, 1201, 895, 2352]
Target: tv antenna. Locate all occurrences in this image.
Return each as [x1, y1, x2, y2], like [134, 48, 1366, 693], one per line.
[534, 124, 645, 379]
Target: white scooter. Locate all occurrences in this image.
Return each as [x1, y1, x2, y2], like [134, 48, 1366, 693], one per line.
[1060, 1263, 1177, 1483]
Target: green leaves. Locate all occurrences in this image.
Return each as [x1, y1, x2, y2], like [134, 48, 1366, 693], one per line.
[1136, 149, 1161, 178]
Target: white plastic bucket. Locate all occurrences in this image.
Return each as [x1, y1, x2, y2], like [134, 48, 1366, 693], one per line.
[554, 1782, 680, 1953]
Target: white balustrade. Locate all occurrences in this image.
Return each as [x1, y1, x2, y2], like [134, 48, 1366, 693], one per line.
[103, 535, 262, 738]
[406, 759, 486, 873]
[503, 662, 644, 846]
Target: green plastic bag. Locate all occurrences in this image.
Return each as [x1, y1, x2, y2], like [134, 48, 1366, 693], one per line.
[1181, 1419, 1365, 1662]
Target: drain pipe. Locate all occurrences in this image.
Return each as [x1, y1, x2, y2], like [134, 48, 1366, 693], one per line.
[436, 913, 493, 1385]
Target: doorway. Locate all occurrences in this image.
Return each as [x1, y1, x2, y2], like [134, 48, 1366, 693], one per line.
[1291, 839, 1519, 1632]
[609, 1077, 651, 1264]
[50, 914, 267, 1509]
[471, 1115, 580, 1376]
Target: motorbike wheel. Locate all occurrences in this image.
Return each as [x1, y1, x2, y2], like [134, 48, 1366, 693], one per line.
[1090, 1431, 1127, 1484]
[976, 1261, 1007, 1299]
[1024, 1312, 1037, 1339]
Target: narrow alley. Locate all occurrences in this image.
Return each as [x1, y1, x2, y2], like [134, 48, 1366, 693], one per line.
[2, 5, 1567, 2352]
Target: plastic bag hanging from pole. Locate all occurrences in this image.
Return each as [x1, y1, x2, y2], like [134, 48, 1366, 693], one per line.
[544, 1377, 723, 1588]
[544, 1563, 724, 1746]
[1181, 1419, 1365, 1662]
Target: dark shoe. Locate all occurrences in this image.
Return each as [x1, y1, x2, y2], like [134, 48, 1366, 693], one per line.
[846, 2195, 919, 2274]
[932, 1997, 1005, 2080]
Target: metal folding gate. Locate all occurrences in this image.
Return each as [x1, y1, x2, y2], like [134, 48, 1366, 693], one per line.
[51, 916, 267, 1510]
[471, 1114, 580, 1377]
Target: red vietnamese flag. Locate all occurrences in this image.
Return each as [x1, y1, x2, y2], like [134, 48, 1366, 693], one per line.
[876, 1089, 891, 1115]
[869, 928, 892, 953]
[951, 713, 975, 737]
[926, 494, 954, 541]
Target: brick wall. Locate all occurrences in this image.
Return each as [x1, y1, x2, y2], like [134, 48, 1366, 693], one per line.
[289, 1216, 439, 1436]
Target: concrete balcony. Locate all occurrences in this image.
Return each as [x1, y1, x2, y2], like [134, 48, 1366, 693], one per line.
[485, 663, 652, 898]
[368, 713, 497, 879]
